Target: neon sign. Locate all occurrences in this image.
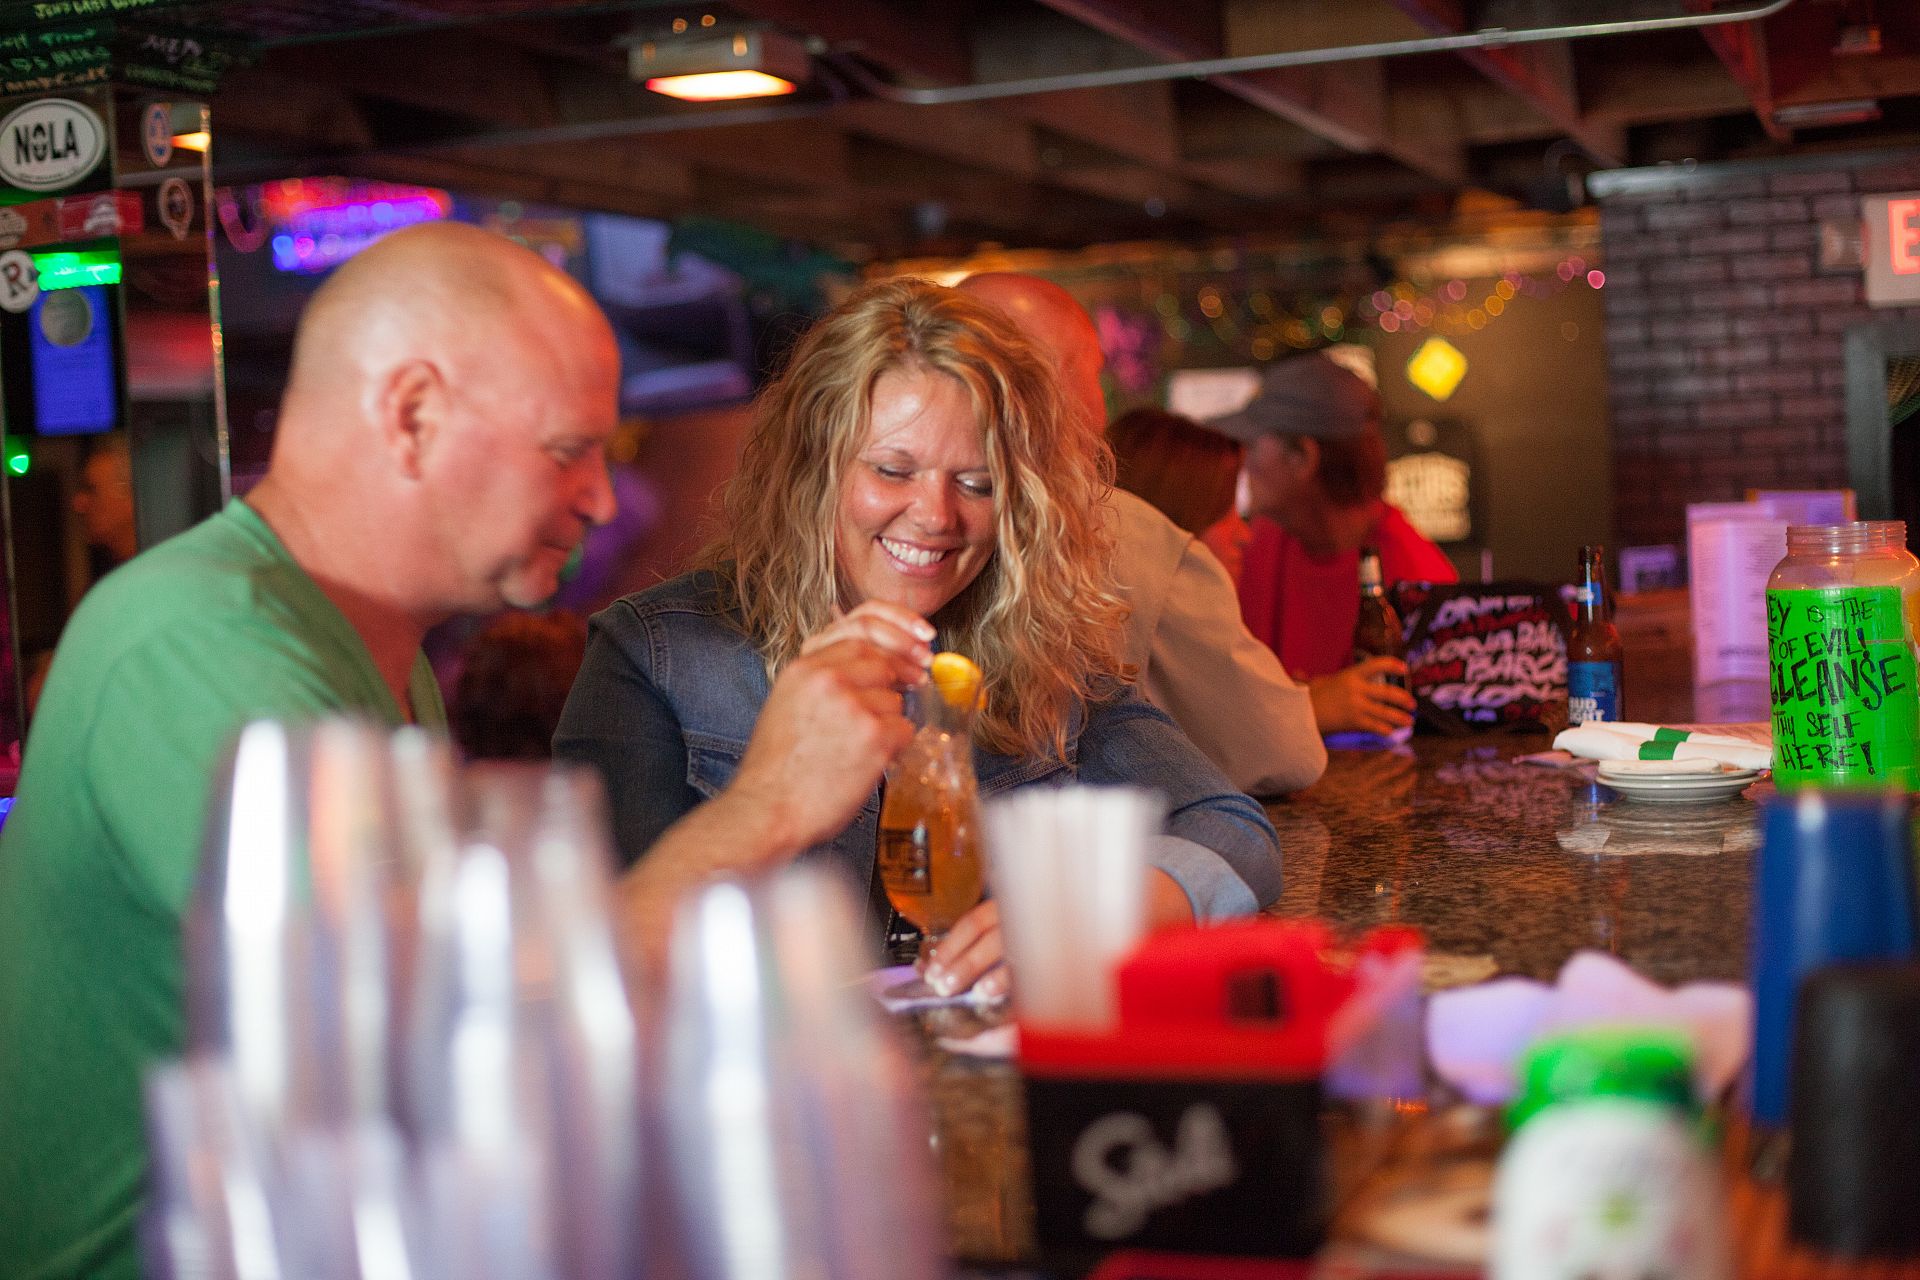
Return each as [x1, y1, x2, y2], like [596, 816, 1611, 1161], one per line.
[256, 178, 452, 274]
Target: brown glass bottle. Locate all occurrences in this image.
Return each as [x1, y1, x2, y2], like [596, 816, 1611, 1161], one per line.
[1567, 544, 1624, 723]
[1352, 546, 1408, 689]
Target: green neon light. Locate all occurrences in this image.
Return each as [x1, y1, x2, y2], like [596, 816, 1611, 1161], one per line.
[31, 250, 121, 291]
[6, 446, 28, 476]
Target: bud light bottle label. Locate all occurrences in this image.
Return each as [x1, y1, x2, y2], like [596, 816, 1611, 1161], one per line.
[1568, 661, 1620, 724]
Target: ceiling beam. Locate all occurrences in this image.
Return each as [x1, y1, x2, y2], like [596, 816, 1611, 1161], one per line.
[1030, 0, 1466, 183]
[1381, 0, 1627, 164]
[212, 66, 376, 153]
[1179, 93, 1332, 161]
[1004, 82, 1183, 170]
[833, 98, 1219, 234]
[1697, 7, 1791, 142]
[647, 120, 853, 191]
[259, 28, 562, 128]
[832, 100, 1042, 179]
[732, 0, 1251, 222]
[1579, 43, 1753, 126]
[1178, 155, 1304, 200]
[347, 152, 678, 222]
[1753, 3, 1920, 113]
[839, 136, 1111, 239]
[1222, 0, 1427, 50]
[967, 6, 1305, 220]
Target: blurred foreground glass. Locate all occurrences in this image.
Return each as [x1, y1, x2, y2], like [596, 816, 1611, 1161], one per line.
[878, 683, 985, 958]
[661, 866, 944, 1280]
[143, 1056, 285, 1280]
[1787, 962, 1920, 1258]
[407, 762, 641, 1280]
[185, 720, 447, 1137]
[1749, 788, 1916, 1128]
[984, 785, 1163, 1031]
[168, 721, 644, 1280]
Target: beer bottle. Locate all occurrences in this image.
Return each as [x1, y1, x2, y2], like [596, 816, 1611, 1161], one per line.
[1567, 544, 1624, 723]
[1352, 546, 1407, 689]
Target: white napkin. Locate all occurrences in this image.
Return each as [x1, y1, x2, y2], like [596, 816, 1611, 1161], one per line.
[1426, 950, 1752, 1105]
[1555, 723, 1771, 772]
[937, 1024, 1018, 1059]
[865, 964, 1006, 1014]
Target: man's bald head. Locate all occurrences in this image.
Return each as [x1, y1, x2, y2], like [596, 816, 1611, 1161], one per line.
[259, 221, 620, 620]
[282, 222, 611, 449]
[956, 272, 1107, 433]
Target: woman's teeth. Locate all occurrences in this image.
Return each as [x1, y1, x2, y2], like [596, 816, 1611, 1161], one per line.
[882, 538, 950, 567]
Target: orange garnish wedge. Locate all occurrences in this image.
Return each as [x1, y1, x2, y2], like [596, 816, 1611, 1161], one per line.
[929, 651, 982, 708]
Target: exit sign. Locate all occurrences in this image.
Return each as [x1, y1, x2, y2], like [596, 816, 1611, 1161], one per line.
[1865, 193, 1920, 306]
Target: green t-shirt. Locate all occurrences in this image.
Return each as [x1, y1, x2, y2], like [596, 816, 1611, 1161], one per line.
[0, 499, 446, 1280]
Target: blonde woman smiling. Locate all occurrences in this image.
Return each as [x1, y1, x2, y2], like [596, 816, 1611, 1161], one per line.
[556, 278, 1279, 996]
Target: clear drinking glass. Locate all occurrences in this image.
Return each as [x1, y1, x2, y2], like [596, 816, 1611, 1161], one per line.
[876, 683, 985, 965]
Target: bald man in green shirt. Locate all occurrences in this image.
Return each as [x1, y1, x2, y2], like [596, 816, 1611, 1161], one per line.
[0, 222, 623, 1279]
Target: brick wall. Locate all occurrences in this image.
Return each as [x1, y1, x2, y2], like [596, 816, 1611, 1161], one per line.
[1596, 152, 1920, 548]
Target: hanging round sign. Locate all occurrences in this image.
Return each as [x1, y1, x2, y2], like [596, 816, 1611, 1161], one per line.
[142, 102, 174, 168]
[0, 250, 39, 313]
[158, 177, 193, 240]
[0, 98, 107, 193]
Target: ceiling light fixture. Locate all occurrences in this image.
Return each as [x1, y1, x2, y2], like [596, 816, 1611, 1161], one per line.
[632, 27, 809, 102]
[645, 69, 797, 101]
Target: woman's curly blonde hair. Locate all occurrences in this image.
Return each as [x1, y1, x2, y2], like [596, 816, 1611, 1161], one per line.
[708, 276, 1129, 761]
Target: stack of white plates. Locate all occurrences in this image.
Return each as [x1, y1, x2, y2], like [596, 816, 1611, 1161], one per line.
[1596, 760, 1765, 802]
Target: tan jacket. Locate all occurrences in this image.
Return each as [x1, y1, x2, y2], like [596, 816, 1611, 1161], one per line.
[1111, 489, 1328, 796]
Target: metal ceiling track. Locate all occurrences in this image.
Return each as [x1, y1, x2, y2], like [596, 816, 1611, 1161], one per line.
[854, 0, 1800, 106]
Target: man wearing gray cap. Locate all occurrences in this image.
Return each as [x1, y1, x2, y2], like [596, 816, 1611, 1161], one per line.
[1206, 352, 1456, 735]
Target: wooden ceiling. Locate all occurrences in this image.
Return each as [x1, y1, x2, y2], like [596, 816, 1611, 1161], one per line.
[146, 0, 1920, 259]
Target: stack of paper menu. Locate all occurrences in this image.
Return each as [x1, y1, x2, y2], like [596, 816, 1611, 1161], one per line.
[1687, 501, 1789, 685]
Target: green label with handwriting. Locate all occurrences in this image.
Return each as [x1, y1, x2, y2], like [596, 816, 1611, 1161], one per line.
[1767, 587, 1920, 789]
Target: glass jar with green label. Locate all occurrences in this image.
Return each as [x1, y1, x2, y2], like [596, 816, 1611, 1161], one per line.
[1766, 521, 1920, 790]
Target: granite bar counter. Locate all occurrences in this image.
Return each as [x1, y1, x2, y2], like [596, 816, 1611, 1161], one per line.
[1269, 734, 1759, 986]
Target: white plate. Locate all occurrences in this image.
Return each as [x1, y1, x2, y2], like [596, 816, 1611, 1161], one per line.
[1598, 768, 1763, 802]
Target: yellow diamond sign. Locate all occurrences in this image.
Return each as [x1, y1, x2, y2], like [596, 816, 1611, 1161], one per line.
[1407, 336, 1468, 402]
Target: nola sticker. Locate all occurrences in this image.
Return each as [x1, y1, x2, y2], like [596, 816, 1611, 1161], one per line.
[0, 98, 106, 193]
[1767, 586, 1920, 788]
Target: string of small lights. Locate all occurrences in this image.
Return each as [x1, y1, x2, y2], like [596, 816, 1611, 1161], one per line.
[1136, 252, 1605, 362]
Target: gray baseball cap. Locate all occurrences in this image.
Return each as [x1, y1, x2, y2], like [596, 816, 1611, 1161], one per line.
[1204, 353, 1380, 443]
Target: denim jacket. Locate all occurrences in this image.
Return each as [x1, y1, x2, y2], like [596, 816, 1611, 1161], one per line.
[554, 571, 1282, 921]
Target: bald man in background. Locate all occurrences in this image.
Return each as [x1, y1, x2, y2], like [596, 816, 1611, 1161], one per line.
[958, 272, 1326, 795]
[0, 223, 917, 1280]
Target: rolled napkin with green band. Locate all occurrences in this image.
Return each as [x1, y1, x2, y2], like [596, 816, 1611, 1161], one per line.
[1601, 722, 1770, 751]
[1554, 722, 1773, 772]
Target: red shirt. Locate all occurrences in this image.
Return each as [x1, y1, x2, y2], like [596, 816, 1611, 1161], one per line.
[1237, 504, 1458, 679]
